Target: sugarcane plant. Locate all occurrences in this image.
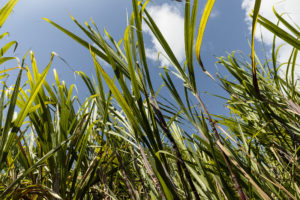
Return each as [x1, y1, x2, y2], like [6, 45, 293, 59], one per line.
[0, 0, 299, 199]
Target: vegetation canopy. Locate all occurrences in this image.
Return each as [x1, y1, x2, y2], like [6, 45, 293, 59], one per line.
[0, 0, 299, 199]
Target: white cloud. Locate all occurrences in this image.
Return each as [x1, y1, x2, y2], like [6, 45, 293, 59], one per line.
[241, 0, 300, 78]
[143, 4, 185, 67]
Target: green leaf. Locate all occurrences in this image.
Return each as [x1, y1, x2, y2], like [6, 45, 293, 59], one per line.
[251, 0, 261, 96]
[0, 0, 19, 28]
[195, 0, 215, 71]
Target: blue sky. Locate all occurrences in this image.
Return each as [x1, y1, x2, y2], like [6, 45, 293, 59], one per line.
[1, 0, 299, 116]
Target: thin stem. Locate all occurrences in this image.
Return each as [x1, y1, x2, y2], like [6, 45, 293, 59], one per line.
[194, 93, 248, 200]
[138, 144, 166, 200]
[150, 97, 200, 200]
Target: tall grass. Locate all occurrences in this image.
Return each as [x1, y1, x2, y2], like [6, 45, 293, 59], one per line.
[0, 0, 299, 199]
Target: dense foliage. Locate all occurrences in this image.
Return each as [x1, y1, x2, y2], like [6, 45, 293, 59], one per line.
[0, 0, 299, 199]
